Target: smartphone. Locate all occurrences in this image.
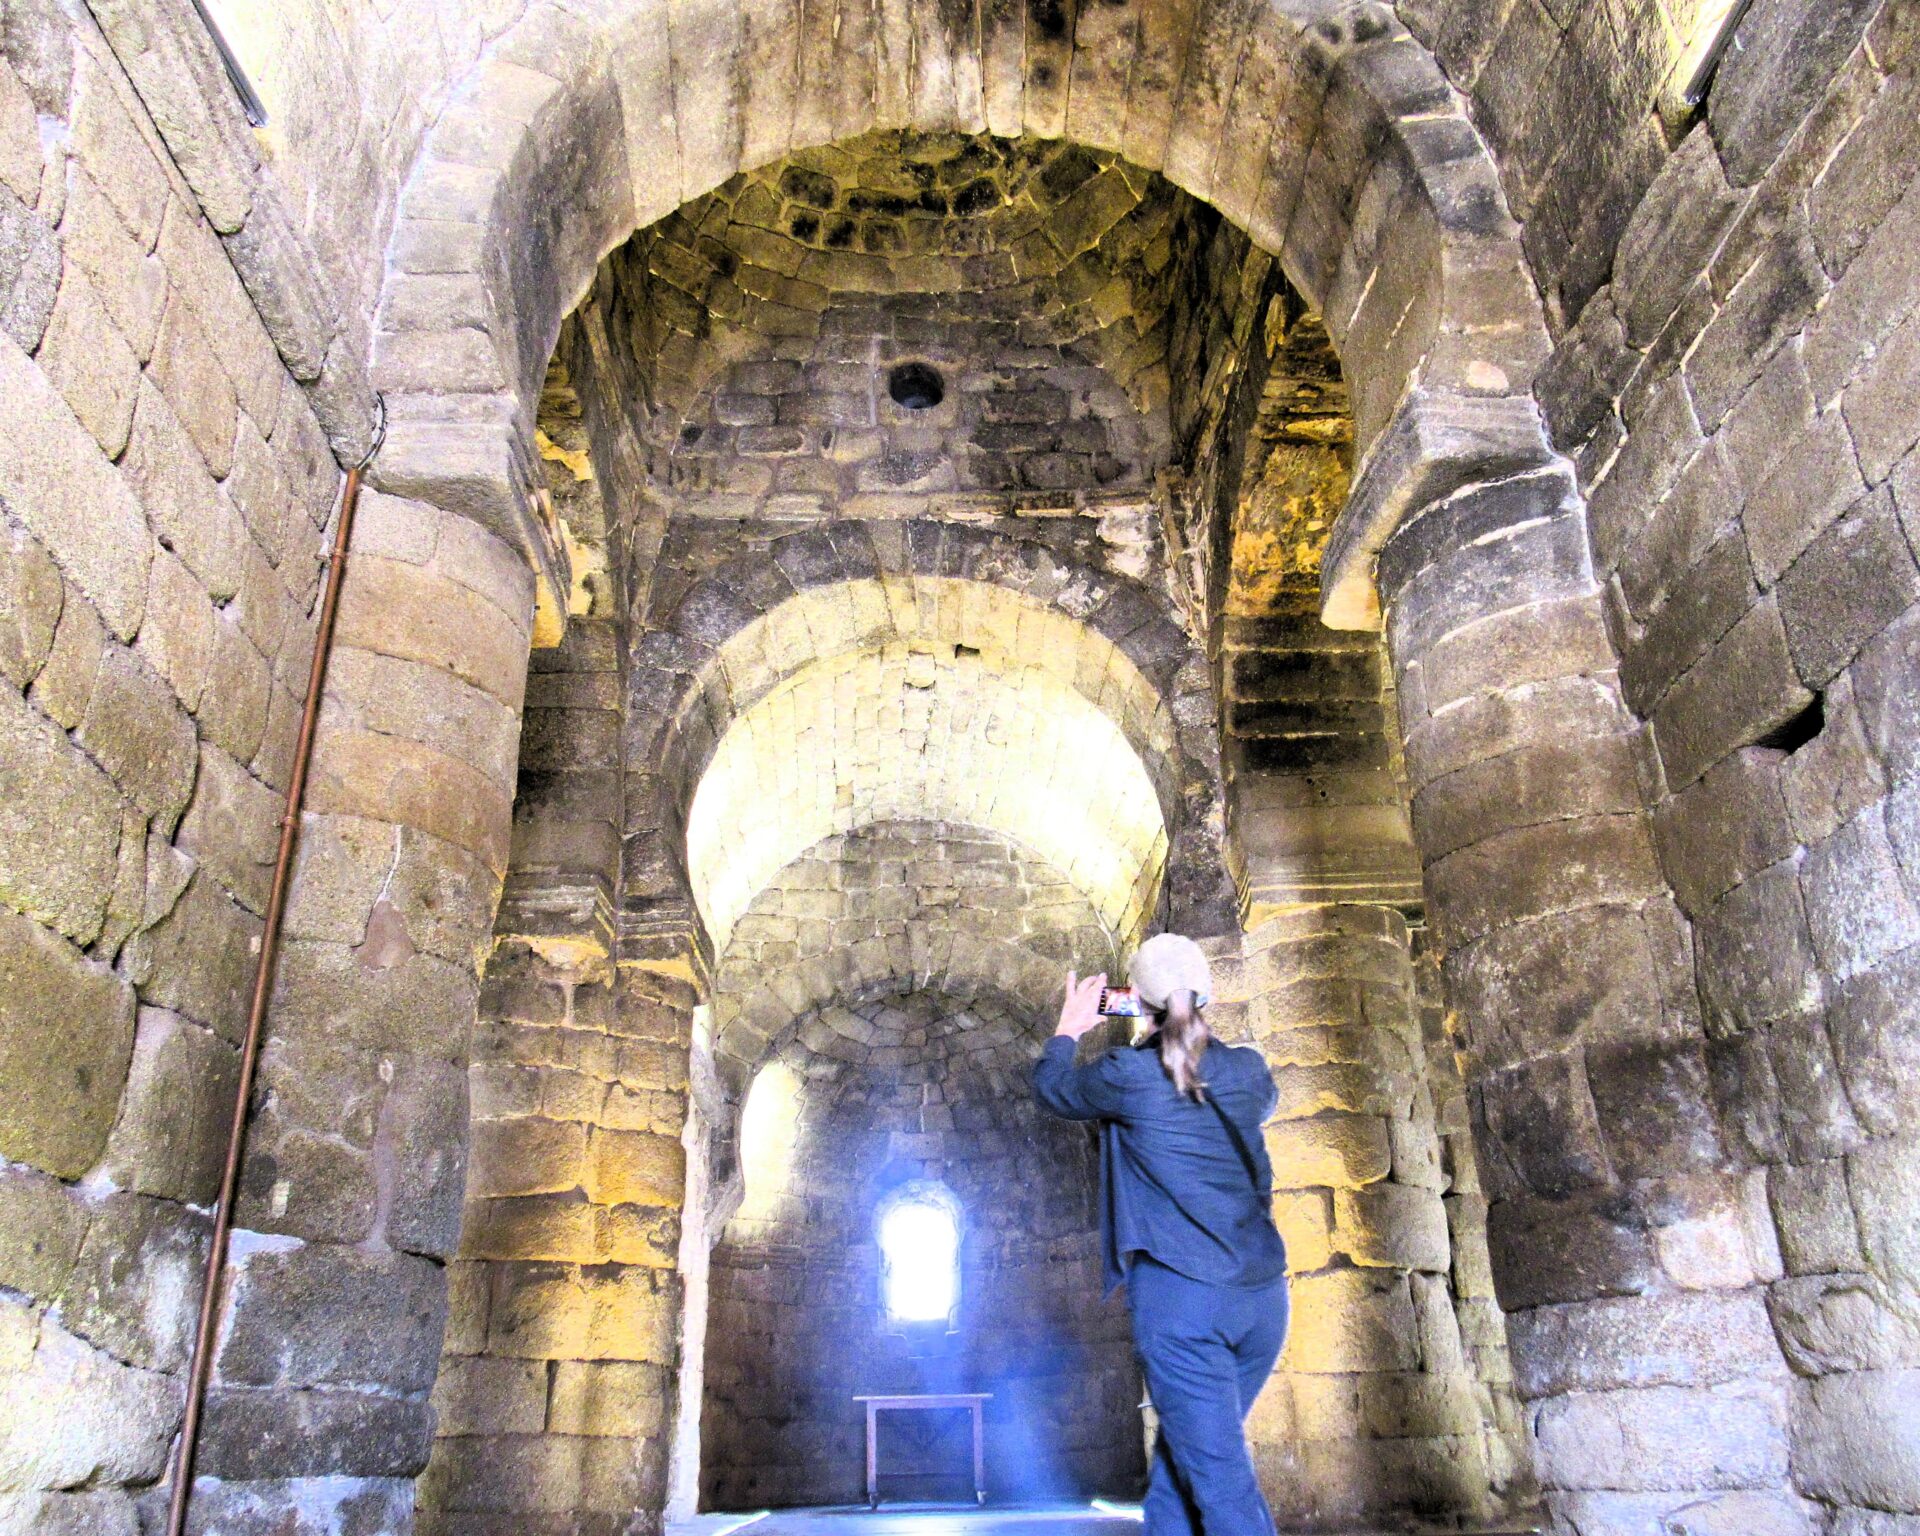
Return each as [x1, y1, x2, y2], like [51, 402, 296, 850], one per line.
[1098, 986, 1146, 1017]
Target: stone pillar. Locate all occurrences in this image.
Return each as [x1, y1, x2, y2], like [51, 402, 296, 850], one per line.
[1378, 466, 1796, 1534]
[1240, 905, 1493, 1530]
[416, 956, 692, 1536]
[183, 491, 534, 1528]
[415, 612, 696, 1536]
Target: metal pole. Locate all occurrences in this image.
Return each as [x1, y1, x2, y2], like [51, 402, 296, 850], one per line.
[164, 399, 384, 1536]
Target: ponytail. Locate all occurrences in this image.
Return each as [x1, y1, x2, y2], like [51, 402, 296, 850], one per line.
[1158, 989, 1211, 1102]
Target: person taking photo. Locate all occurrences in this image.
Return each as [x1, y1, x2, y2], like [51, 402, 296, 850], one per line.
[1033, 932, 1288, 1536]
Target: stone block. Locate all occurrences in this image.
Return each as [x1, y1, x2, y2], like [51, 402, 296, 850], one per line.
[1849, 1133, 1920, 1285]
[1619, 530, 1757, 716]
[57, 169, 164, 361]
[1265, 1113, 1391, 1190]
[176, 743, 279, 914]
[1332, 1182, 1450, 1272]
[1586, 1039, 1725, 1180]
[320, 644, 521, 787]
[1272, 1189, 1332, 1273]
[1508, 1290, 1787, 1399]
[122, 377, 245, 603]
[73, 642, 195, 830]
[587, 1128, 685, 1209]
[1801, 806, 1920, 982]
[0, 332, 151, 639]
[1782, 674, 1887, 847]
[382, 1054, 469, 1259]
[1487, 1192, 1658, 1312]
[1533, 1382, 1788, 1492]
[1411, 728, 1642, 865]
[1769, 1158, 1864, 1275]
[1769, 1272, 1920, 1376]
[0, 513, 60, 690]
[1695, 857, 1820, 1032]
[1613, 124, 1746, 348]
[0, 907, 135, 1177]
[1792, 1368, 1920, 1513]
[0, 679, 120, 942]
[269, 938, 477, 1062]
[135, 543, 214, 711]
[58, 1191, 206, 1372]
[30, 576, 103, 730]
[1856, 604, 1920, 783]
[1654, 748, 1796, 915]
[1417, 593, 1615, 718]
[334, 553, 530, 711]
[1842, 295, 1920, 485]
[1282, 1268, 1420, 1374]
[432, 1354, 548, 1437]
[548, 1360, 670, 1436]
[1446, 899, 1692, 1069]
[1425, 813, 1663, 950]
[219, 1243, 448, 1394]
[199, 1384, 434, 1479]
[0, 1304, 178, 1490]
[0, 1164, 84, 1301]
[1652, 596, 1814, 790]
[472, 1114, 589, 1201]
[35, 264, 139, 457]
[101, 1006, 237, 1204]
[199, 614, 272, 766]
[1778, 486, 1920, 687]
[0, 1489, 140, 1534]
[1828, 929, 1920, 1134]
[1477, 1052, 1611, 1199]
[306, 720, 512, 875]
[1709, 0, 1875, 184]
[1686, 223, 1829, 430]
[0, 184, 58, 354]
[124, 869, 260, 1039]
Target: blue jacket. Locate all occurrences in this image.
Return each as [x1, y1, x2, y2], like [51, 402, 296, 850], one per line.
[1033, 1034, 1287, 1294]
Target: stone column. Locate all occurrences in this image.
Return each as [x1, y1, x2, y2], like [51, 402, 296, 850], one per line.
[1239, 904, 1492, 1530]
[1217, 595, 1511, 1526]
[1379, 465, 1795, 1534]
[415, 612, 696, 1536]
[183, 491, 534, 1529]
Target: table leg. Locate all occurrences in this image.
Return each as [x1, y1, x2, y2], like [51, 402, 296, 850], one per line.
[867, 1404, 878, 1509]
[973, 1403, 985, 1504]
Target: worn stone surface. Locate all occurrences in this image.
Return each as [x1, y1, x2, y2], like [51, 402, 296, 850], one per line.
[2, 1, 1918, 1530]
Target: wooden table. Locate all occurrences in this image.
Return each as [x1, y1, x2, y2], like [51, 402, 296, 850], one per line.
[853, 1392, 992, 1508]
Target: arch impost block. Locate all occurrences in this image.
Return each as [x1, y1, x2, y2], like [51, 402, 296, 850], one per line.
[617, 902, 715, 997]
[370, 408, 573, 648]
[1319, 388, 1557, 632]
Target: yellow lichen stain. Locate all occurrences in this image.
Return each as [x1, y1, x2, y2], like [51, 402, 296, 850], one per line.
[536, 427, 595, 481]
[562, 517, 606, 617]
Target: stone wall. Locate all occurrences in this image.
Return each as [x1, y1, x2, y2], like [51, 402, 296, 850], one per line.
[1494, 7, 1920, 1533]
[700, 823, 1133, 1508]
[0, 7, 351, 1528]
[703, 987, 1140, 1508]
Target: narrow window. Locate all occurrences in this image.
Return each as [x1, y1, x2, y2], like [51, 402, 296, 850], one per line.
[878, 1188, 961, 1326]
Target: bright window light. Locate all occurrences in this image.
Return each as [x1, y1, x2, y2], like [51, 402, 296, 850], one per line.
[879, 1194, 961, 1324]
[736, 1062, 802, 1220]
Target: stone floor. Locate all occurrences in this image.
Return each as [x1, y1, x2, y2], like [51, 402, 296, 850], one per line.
[669, 1507, 1541, 1536]
[671, 1509, 1142, 1536]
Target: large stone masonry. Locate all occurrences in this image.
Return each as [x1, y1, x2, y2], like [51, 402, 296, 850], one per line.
[1518, 6, 1920, 1533]
[0, 8, 360, 1530]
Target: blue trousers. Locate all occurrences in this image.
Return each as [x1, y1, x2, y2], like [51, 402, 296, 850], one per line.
[1127, 1256, 1288, 1536]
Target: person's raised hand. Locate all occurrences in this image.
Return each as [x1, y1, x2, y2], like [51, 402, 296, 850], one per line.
[1056, 970, 1107, 1041]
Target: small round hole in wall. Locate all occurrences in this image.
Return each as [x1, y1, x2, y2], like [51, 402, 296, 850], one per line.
[888, 362, 945, 411]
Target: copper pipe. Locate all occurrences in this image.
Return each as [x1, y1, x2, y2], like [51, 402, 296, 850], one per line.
[165, 400, 385, 1536]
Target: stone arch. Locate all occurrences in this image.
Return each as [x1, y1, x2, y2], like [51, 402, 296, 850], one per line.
[366, 0, 1558, 634]
[620, 519, 1239, 973]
